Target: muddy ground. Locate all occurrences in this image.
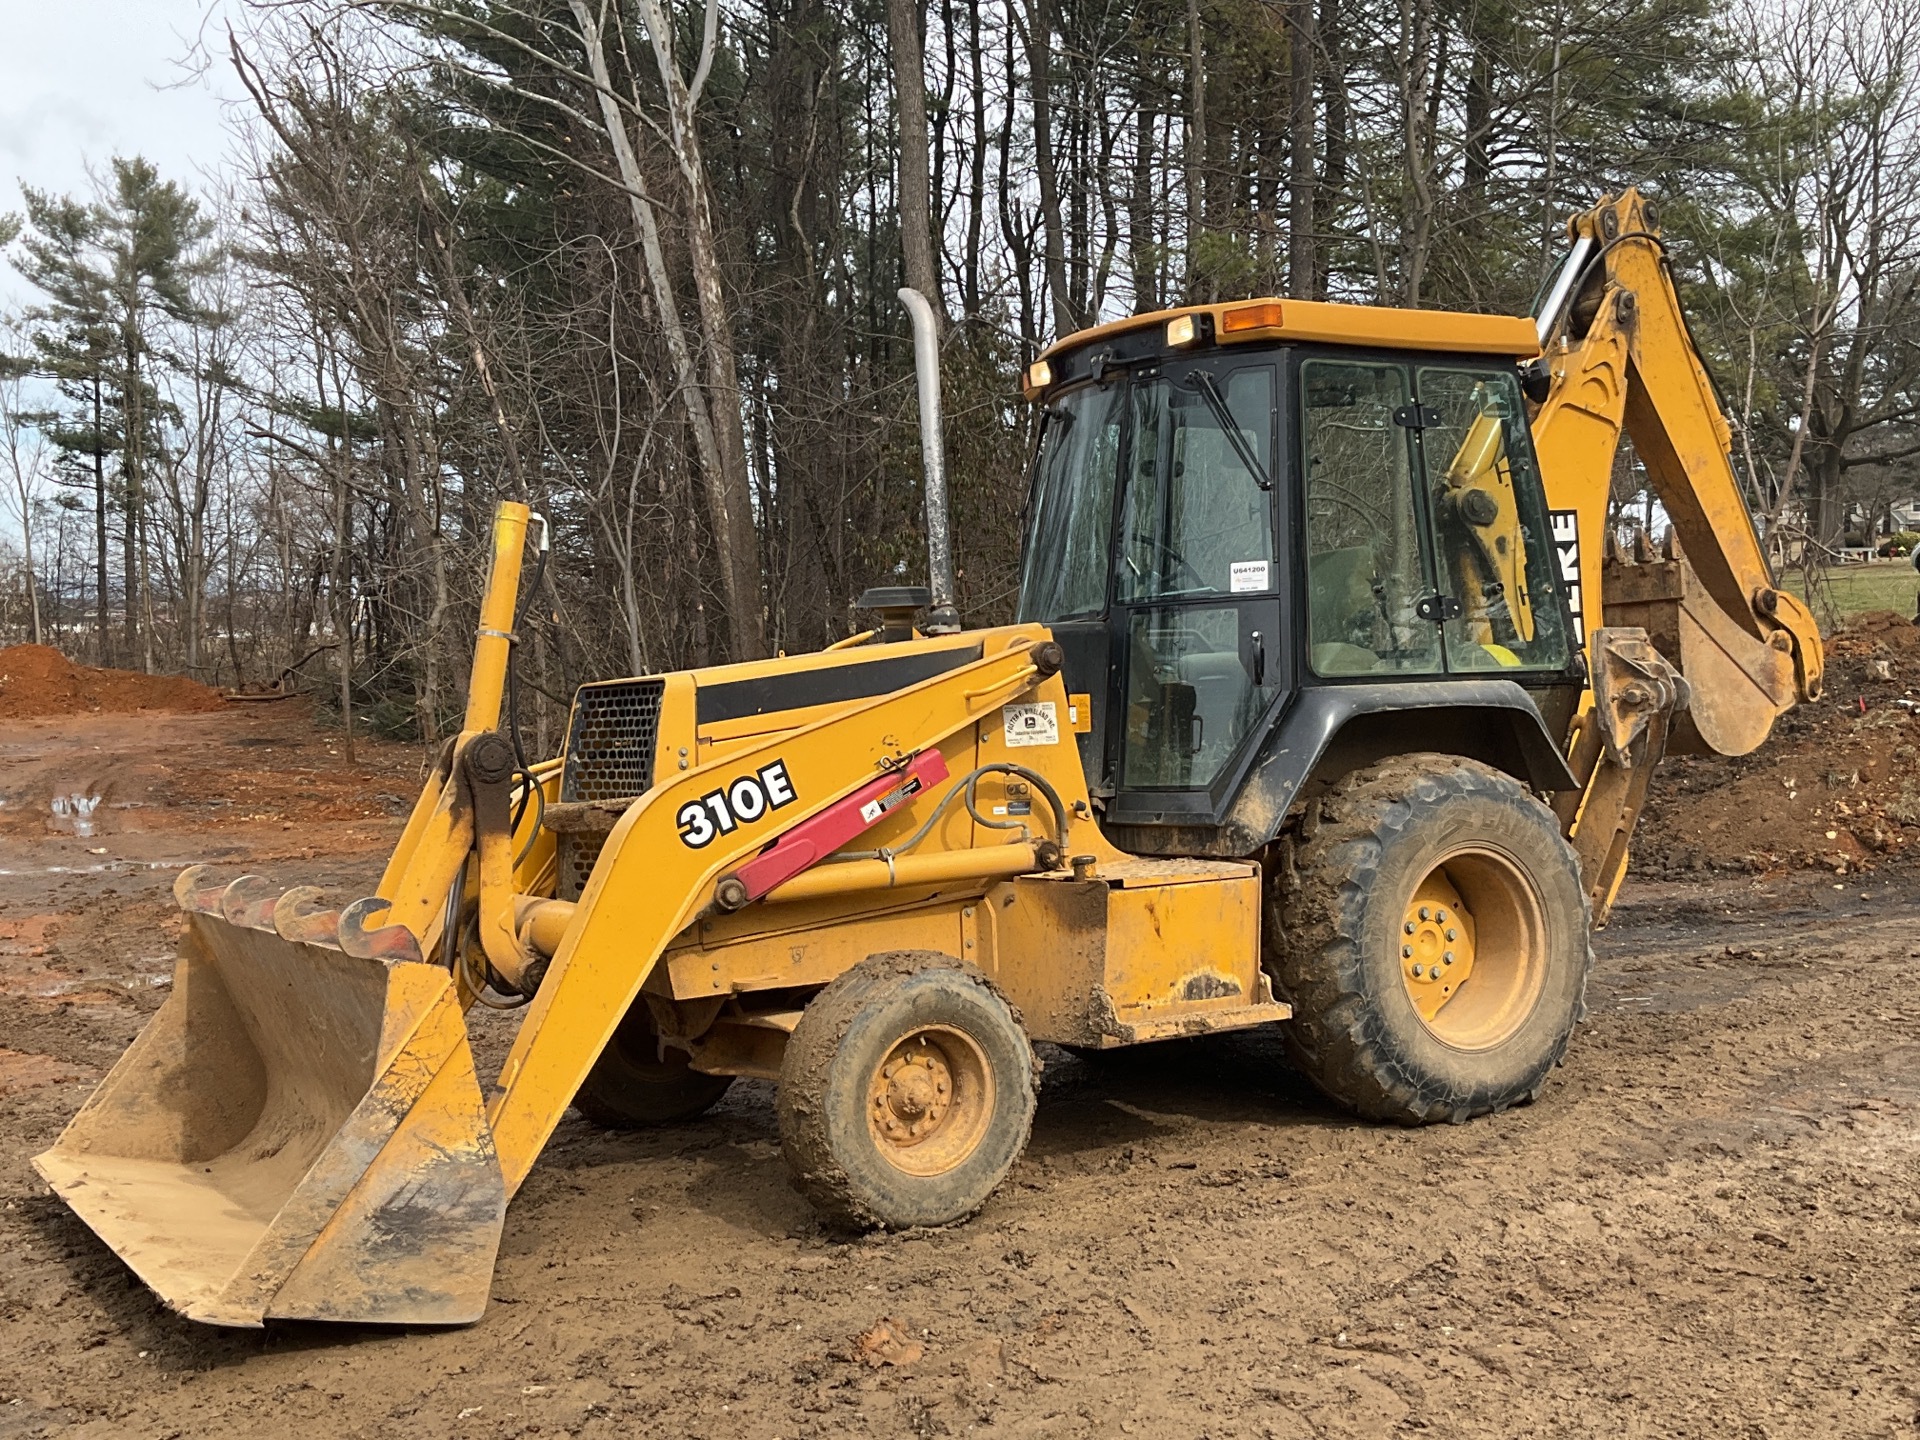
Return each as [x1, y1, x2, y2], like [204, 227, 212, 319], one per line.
[3, 693, 1919, 1438]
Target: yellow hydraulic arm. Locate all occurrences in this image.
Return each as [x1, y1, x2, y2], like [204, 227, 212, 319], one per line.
[32, 486, 1070, 1325]
[1530, 188, 1825, 917]
[481, 632, 1063, 1196]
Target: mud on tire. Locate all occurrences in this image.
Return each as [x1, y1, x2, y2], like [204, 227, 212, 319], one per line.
[1266, 753, 1592, 1125]
[778, 952, 1037, 1230]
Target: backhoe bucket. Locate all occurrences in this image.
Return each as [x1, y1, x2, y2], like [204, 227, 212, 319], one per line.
[32, 869, 505, 1328]
[1602, 535, 1799, 757]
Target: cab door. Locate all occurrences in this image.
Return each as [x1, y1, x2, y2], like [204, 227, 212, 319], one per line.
[1298, 356, 1571, 681]
[1108, 356, 1286, 811]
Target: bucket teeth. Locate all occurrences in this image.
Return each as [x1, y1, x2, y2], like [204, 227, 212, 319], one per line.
[173, 864, 233, 916]
[220, 875, 285, 932]
[337, 896, 425, 964]
[273, 886, 343, 947]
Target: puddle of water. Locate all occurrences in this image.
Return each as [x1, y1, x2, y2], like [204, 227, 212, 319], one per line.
[35, 974, 171, 995]
[48, 790, 103, 838]
[0, 859, 194, 876]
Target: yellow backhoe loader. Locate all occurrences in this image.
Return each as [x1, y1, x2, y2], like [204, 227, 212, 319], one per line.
[37, 188, 1822, 1327]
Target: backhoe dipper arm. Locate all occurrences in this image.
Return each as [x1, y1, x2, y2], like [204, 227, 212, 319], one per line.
[1529, 188, 1826, 919]
[1532, 189, 1824, 742]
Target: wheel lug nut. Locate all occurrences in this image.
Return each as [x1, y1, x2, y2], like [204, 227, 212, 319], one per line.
[1443, 951, 1455, 965]
[1435, 909, 1447, 923]
[1418, 906, 1431, 921]
[1404, 921, 1416, 935]
[1445, 928, 1457, 942]
[1411, 964, 1424, 978]
[1402, 945, 1413, 958]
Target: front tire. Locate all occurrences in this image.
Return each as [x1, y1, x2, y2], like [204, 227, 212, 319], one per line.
[1266, 754, 1592, 1124]
[778, 952, 1037, 1229]
[572, 998, 735, 1129]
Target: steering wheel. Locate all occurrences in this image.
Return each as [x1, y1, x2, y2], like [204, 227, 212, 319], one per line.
[1126, 532, 1209, 593]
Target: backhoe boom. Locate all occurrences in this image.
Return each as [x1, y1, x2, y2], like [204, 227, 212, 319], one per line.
[1532, 188, 1825, 915]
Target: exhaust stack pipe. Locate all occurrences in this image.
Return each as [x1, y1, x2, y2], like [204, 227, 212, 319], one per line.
[899, 287, 960, 633]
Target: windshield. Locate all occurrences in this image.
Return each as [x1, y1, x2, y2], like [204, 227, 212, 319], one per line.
[1017, 383, 1123, 622]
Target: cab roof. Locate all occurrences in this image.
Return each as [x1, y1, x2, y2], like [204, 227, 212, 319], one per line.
[1023, 298, 1540, 399]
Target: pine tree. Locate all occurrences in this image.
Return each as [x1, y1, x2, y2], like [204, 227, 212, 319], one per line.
[14, 187, 120, 664]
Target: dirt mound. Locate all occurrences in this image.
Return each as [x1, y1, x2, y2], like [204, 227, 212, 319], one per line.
[1636, 610, 1920, 879]
[0, 645, 225, 719]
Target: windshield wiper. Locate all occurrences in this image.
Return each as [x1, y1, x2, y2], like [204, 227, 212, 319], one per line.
[1180, 371, 1273, 490]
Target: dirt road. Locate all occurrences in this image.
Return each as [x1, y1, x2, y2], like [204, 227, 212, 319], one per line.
[3, 703, 1918, 1438]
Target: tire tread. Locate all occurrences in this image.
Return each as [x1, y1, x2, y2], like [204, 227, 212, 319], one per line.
[1265, 754, 1593, 1125]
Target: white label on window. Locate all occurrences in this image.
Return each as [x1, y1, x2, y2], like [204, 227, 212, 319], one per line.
[1229, 560, 1270, 593]
[1002, 701, 1059, 748]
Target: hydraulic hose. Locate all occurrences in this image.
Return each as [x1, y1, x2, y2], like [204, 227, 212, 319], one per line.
[836, 761, 1071, 864]
[507, 515, 550, 832]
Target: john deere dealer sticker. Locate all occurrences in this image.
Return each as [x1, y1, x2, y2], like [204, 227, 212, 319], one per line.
[1002, 701, 1059, 748]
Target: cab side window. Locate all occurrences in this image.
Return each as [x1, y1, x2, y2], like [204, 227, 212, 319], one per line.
[1417, 368, 1572, 673]
[1300, 360, 1441, 676]
[1017, 383, 1125, 622]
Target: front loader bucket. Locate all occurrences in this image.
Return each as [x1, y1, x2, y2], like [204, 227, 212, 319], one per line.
[32, 870, 505, 1328]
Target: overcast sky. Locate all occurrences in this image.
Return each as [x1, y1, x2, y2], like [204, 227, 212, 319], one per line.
[0, 0, 237, 311]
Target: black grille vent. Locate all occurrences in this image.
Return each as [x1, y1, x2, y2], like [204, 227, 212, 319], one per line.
[561, 679, 665, 803]
[558, 834, 605, 902]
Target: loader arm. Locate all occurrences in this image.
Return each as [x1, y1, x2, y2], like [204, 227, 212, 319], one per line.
[1531, 187, 1826, 918]
[482, 632, 1064, 1197]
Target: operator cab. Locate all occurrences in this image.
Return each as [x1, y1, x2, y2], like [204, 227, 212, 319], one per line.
[1016, 298, 1579, 839]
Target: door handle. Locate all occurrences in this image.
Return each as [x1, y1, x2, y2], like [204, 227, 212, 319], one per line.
[1249, 630, 1265, 686]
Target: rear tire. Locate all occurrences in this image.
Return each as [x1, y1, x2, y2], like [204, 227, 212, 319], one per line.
[572, 999, 734, 1129]
[778, 952, 1037, 1229]
[1266, 754, 1591, 1124]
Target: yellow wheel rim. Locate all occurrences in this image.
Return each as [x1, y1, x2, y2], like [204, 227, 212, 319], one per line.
[1399, 848, 1546, 1050]
[866, 1026, 995, 1177]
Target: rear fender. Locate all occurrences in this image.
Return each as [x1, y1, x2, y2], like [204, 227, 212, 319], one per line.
[1112, 681, 1579, 858]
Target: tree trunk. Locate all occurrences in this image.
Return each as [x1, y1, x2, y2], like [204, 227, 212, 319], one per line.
[1129, 80, 1159, 314]
[572, 0, 767, 661]
[1464, 41, 1491, 206]
[1286, 0, 1316, 298]
[637, 0, 769, 663]
[92, 379, 110, 666]
[1317, 0, 1348, 297]
[963, 0, 987, 317]
[1394, 0, 1438, 305]
[121, 335, 141, 667]
[1021, 0, 1075, 336]
[888, 0, 944, 327]
[1185, 0, 1206, 299]
[17, 487, 40, 646]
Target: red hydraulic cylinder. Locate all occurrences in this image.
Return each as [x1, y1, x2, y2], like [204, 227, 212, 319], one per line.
[725, 749, 950, 904]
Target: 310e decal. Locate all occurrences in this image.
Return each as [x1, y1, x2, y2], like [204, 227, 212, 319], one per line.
[677, 760, 798, 848]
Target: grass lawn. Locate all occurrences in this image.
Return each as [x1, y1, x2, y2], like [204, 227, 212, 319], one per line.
[1781, 560, 1917, 624]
